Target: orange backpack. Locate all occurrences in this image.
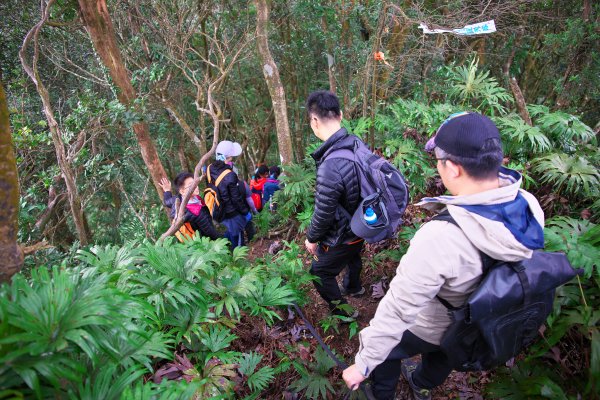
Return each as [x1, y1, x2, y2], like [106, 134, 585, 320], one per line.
[174, 222, 195, 242]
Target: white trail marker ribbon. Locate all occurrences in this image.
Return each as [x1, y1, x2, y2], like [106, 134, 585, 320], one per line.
[419, 20, 496, 35]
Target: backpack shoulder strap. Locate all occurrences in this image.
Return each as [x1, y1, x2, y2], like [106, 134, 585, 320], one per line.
[215, 169, 231, 187]
[431, 209, 495, 311]
[206, 165, 213, 184]
[326, 148, 355, 162]
[432, 209, 456, 225]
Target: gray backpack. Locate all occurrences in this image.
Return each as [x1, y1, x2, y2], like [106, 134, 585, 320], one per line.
[327, 139, 409, 243]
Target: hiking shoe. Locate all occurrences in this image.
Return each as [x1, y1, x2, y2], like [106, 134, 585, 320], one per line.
[339, 285, 366, 297]
[401, 359, 431, 400]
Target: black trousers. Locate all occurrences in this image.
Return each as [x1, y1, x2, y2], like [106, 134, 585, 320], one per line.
[309, 240, 363, 310]
[370, 331, 454, 400]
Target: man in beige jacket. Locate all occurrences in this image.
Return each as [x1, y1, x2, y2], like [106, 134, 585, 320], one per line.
[342, 112, 545, 399]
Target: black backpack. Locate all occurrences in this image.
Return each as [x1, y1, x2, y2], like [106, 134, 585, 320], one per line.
[327, 138, 409, 243]
[433, 211, 581, 371]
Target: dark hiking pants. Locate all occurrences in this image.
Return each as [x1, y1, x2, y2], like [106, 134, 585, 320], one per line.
[370, 331, 454, 399]
[309, 240, 363, 311]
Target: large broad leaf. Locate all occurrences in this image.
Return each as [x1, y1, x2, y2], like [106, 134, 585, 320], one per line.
[544, 217, 599, 278]
[532, 153, 600, 198]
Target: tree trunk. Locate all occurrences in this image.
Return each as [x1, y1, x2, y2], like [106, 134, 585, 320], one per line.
[509, 78, 532, 126]
[503, 34, 532, 126]
[77, 0, 167, 200]
[19, 1, 92, 246]
[0, 78, 23, 281]
[254, 0, 294, 166]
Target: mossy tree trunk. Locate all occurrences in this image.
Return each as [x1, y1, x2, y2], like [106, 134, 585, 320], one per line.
[77, 0, 168, 201]
[255, 0, 294, 166]
[0, 78, 23, 281]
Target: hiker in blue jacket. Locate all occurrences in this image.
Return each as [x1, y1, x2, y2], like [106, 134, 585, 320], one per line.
[262, 165, 281, 211]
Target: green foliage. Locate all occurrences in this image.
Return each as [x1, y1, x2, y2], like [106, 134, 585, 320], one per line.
[261, 241, 315, 300]
[486, 359, 569, 399]
[445, 57, 513, 115]
[342, 117, 370, 140]
[494, 115, 552, 156]
[246, 277, 296, 325]
[290, 347, 336, 399]
[545, 217, 599, 279]
[529, 105, 596, 149]
[384, 137, 436, 196]
[383, 99, 458, 136]
[0, 235, 308, 398]
[238, 352, 275, 393]
[275, 162, 316, 229]
[532, 153, 599, 199]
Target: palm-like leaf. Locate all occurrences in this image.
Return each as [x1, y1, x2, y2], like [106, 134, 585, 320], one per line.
[246, 278, 296, 325]
[385, 138, 435, 196]
[247, 366, 275, 393]
[200, 325, 237, 354]
[290, 347, 337, 399]
[532, 153, 599, 197]
[544, 217, 599, 278]
[446, 57, 513, 115]
[494, 116, 552, 155]
[535, 110, 595, 145]
[72, 363, 145, 400]
[0, 267, 126, 395]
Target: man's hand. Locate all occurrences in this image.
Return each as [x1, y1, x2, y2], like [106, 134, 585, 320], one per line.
[159, 177, 172, 192]
[304, 239, 318, 255]
[343, 364, 366, 390]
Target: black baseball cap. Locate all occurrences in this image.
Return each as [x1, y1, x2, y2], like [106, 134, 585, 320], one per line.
[425, 112, 500, 158]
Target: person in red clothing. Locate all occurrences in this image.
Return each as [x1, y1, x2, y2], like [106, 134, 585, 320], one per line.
[249, 165, 269, 212]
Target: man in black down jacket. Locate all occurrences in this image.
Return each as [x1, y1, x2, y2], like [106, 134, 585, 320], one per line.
[207, 141, 250, 249]
[305, 91, 365, 319]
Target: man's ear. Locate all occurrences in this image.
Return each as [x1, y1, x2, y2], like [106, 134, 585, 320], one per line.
[446, 159, 462, 179]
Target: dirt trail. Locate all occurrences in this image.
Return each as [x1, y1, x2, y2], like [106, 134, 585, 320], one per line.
[244, 235, 490, 399]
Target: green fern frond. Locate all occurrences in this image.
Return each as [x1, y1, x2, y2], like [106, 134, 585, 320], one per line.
[200, 325, 237, 354]
[494, 116, 552, 155]
[446, 56, 512, 115]
[73, 363, 145, 400]
[247, 366, 275, 392]
[544, 217, 599, 278]
[532, 153, 599, 197]
[535, 111, 595, 145]
[238, 352, 263, 376]
[0, 267, 127, 394]
[254, 277, 296, 307]
[385, 138, 435, 196]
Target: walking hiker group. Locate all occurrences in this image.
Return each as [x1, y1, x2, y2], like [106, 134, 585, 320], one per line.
[161, 89, 578, 400]
[162, 139, 281, 250]
[302, 91, 577, 399]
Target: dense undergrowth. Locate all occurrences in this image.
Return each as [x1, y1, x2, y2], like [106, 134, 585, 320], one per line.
[1, 237, 330, 399]
[3, 60, 599, 399]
